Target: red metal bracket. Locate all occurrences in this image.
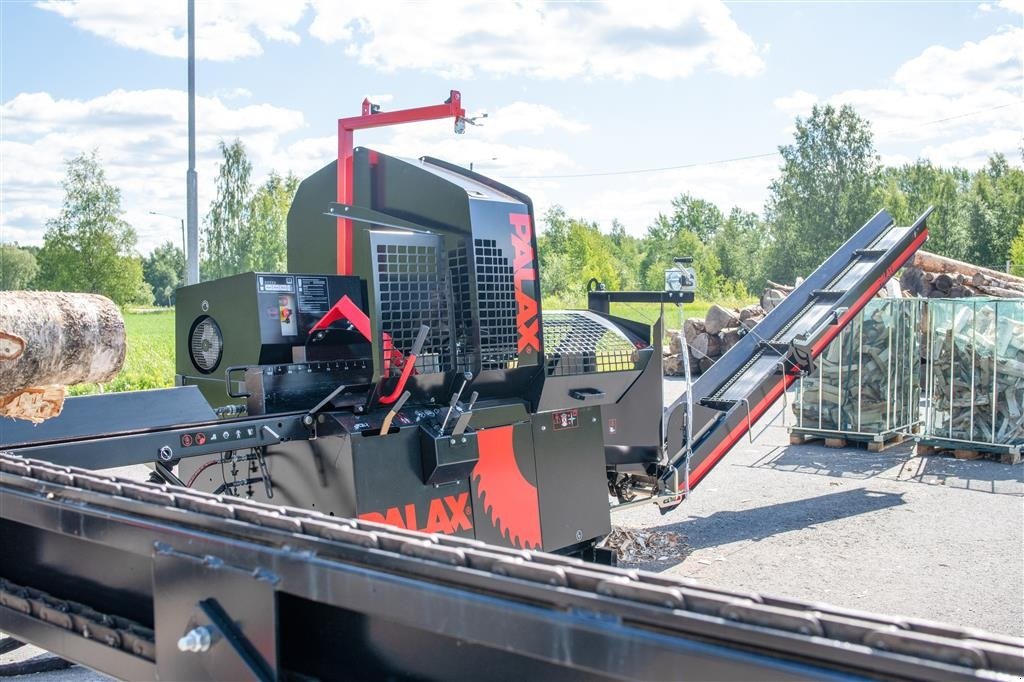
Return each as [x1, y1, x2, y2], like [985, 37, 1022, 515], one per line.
[336, 90, 466, 275]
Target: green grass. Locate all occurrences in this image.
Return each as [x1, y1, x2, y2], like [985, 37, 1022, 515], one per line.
[69, 308, 176, 396]
[604, 297, 755, 329]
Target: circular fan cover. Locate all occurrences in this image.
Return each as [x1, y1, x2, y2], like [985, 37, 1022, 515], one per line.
[189, 315, 223, 373]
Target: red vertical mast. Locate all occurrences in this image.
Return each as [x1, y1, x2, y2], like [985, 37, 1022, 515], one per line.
[336, 90, 466, 274]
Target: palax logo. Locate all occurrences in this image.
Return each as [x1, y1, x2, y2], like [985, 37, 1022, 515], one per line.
[358, 492, 472, 534]
[509, 212, 540, 354]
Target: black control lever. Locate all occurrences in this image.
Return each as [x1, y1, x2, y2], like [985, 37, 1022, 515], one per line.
[440, 372, 472, 434]
[452, 391, 478, 437]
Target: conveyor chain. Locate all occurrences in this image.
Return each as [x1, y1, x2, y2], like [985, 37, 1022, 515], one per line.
[1, 451, 1022, 680]
[0, 578, 155, 661]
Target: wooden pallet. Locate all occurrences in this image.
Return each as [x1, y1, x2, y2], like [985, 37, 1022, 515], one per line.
[789, 430, 909, 452]
[915, 443, 1022, 465]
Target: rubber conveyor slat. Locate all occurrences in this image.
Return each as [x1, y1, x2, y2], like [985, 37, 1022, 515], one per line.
[0, 452, 1021, 681]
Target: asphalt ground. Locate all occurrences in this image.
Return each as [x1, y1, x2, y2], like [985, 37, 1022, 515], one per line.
[4, 378, 1022, 679]
[617, 378, 1024, 637]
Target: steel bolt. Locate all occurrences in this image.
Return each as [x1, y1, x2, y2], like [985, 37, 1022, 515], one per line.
[158, 446, 174, 462]
[177, 626, 212, 653]
[540, 425, 546, 431]
[450, 438, 457, 445]
[460, 437, 467, 444]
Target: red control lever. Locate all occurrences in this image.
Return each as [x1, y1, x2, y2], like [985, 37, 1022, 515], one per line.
[379, 325, 429, 405]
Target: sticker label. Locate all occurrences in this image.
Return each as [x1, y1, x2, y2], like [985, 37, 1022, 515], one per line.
[552, 409, 579, 430]
[258, 274, 295, 293]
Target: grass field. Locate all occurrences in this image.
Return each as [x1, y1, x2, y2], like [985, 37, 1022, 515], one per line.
[70, 296, 751, 394]
[69, 309, 176, 396]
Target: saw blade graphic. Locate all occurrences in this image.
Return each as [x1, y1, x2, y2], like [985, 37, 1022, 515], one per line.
[472, 425, 542, 550]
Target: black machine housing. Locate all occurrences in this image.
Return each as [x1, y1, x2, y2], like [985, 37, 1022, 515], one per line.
[170, 149, 659, 556]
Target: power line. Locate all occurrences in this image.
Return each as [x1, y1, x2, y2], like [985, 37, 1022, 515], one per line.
[504, 102, 1021, 181]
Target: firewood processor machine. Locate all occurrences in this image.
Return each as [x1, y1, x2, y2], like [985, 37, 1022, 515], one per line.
[5, 92, 1011, 681]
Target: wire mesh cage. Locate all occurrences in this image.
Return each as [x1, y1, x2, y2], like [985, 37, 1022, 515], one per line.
[921, 297, 1024, 454]
[792, 298, 924, 441]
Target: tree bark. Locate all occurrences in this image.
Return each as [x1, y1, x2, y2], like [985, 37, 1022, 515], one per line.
[912, 250, 1024, 285]
[0, 292, 126, 396]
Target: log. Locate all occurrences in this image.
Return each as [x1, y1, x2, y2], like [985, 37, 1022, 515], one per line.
[739, 304, 764, 321]
[721, 327, 742, 353]
[933, 273, 954, 293]
[760, 288, 786, 313]
[690, 332, 712, 359]
[668, 332, 683, 356]
[912, 250, 1024, 286]
[704, 304, 739, 335]
[976, 284, 1024, 299]
[972, 272, 1024, 293]
[682, 317, 705, 343]
[0, 292, 126, 397]
[766, 279, 795, 293]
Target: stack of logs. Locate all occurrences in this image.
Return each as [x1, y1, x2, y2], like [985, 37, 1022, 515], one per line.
[664, 302, 766, 376]
[900, 250, 1024, 299]
[926, 301, 1024, 449]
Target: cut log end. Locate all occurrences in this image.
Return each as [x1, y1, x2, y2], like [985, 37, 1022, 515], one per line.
[0, 385, 66, 424]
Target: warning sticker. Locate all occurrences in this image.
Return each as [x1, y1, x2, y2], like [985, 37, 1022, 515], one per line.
[552, 409, 579, 431]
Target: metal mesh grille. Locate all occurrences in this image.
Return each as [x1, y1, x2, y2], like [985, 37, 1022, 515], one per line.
[474, 238, 519, 370]
[189, 316, 223, 373]
[543, 312, 638, 376]
[448, 241, 475, 373]
[375, 242, 451, 374]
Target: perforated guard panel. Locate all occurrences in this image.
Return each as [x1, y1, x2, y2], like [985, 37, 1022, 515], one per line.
[474, 238, 519, 370]
[448, 241, 475, 373]
[543, 311, 641, 376]
[372, 234, 453, 374]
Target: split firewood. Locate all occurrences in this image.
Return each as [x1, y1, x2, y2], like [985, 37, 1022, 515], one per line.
[0, 292, 126, 421]
[794, 300, 922, 435]
[925, 301, 1024, 447]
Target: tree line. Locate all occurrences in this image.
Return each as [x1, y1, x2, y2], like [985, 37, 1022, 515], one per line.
[539, 105, 1024, 305]
[3, 105, 1022, 306]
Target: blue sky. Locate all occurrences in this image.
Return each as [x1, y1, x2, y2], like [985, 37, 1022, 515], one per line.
[2, 1, 1021, 255]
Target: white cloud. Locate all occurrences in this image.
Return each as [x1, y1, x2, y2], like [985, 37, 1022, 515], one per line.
[308, 0, 765, 80]
[363, 94, 394, 105]
[772, 90, 818, 114]
[0, 89, 591, 254]
[34, 0, 308, 61]
[996, 0, 1024, 14]
[1, 89, 307, 253]
[774, 27, 1023, 168]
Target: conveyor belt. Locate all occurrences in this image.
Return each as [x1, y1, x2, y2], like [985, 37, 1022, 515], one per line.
[663, 209, 932, 492]
[1, 452, 1020, 681]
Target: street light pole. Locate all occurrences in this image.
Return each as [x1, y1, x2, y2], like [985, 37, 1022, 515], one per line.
[149, 211, 187, 265]
[185, 0, 199, 285]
